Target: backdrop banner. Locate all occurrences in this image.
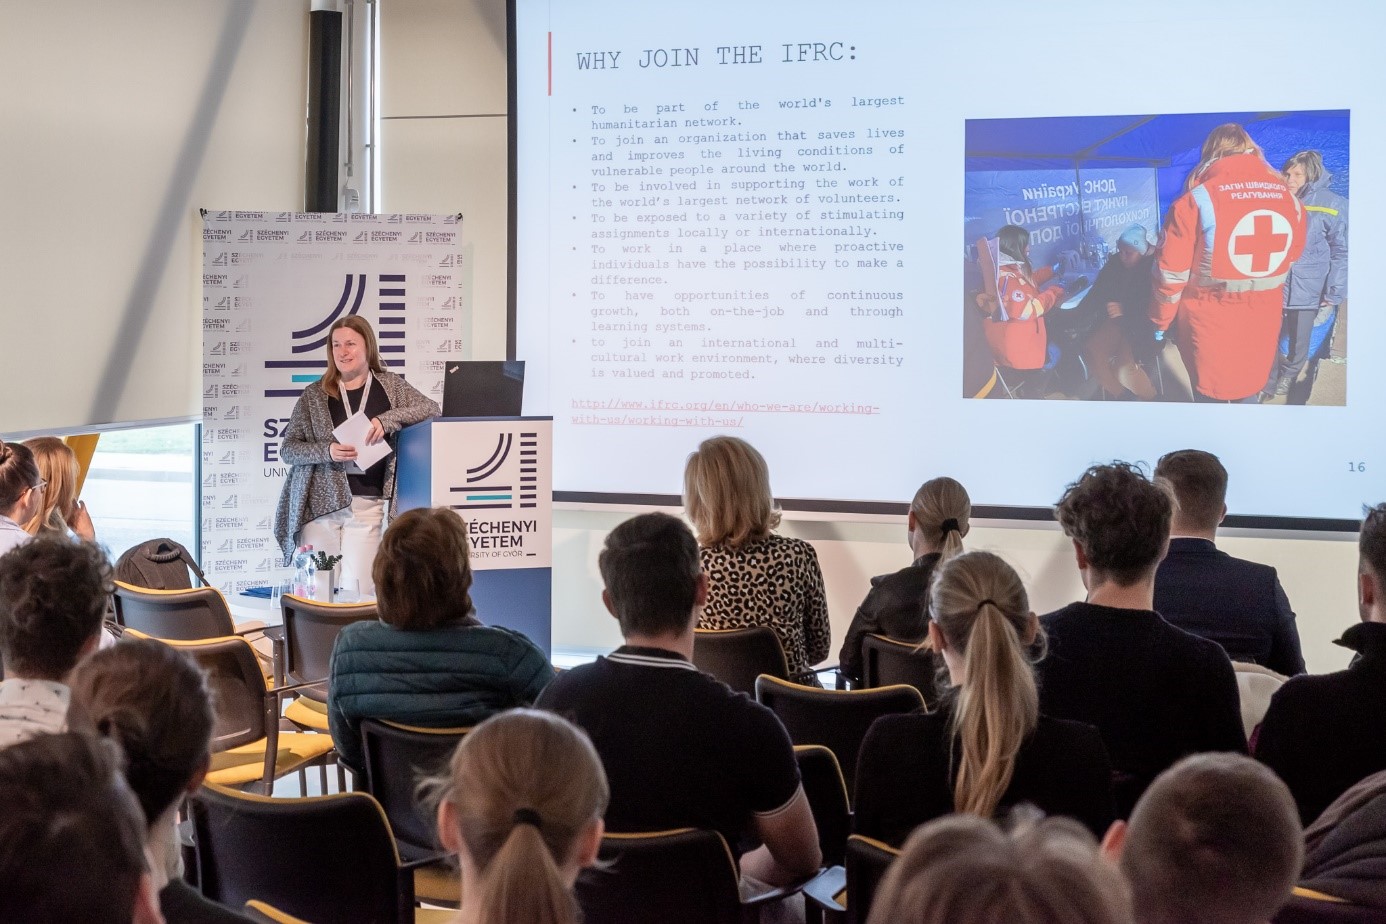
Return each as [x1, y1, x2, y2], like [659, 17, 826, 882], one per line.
[201, 211, 465, 596]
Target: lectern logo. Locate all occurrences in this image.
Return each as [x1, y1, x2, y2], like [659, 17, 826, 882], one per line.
[449, 431, 540, 512]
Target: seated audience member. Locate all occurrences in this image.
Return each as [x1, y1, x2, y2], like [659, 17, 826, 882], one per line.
[838, 476, 970, 685]
[1257, 502, 1386, 825]
[0, 730, 162, 924]
[1039, 462, 1245, 815]
[1152, 449, 1304, 675]
[866, 809, 1132, 924]
[21, 436, 97, 541]
[0, 538, 111, 747]
[855, 551, 1114, 844]
[328, 506, 554, 775]
[1298, 767, 1386, 910]
[0, 440, 45, 557]
[685, 436, 830, 685]
[1105, 753, 1301, 924]
[537, 512, 822, 888]
[68, 638, 253, 923]
[433, 709, 607, 924]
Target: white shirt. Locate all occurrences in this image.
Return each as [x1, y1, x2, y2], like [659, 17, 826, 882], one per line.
[0, 514, 30, 558]
[0, 678, 70, 749]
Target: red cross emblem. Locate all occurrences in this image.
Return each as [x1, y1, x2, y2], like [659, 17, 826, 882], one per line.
[1228, 210, 1294, 278]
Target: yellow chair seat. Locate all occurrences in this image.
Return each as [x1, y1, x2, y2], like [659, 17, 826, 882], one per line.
[413, 860, 462, 907]
[284, 696, 330, 732]
[207, 733, 336, 787]
[416, 909, 457, 923]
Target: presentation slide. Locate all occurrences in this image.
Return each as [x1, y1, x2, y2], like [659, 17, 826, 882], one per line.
[513, 0, 1382, 522]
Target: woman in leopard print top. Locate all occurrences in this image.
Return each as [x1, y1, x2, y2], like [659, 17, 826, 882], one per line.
[684, 437, 830, 684]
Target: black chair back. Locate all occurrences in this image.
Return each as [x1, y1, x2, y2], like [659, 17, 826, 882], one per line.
[755, 675, 924, 800]
[795, 745, 850, 867]
[170, 635, 269, 752]
[576, 828, 744, 924]
[112, 581, 236, 639]
[861, 633, 938, 702]
[692, 627, 789, 696]
[281, 593, 377, 698]
[845, 834, 899, 924]
[360, 719, 471, 861]
[191, 783, 412, 924]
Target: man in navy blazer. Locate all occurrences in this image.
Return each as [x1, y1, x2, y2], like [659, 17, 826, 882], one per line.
[1153, 450, 1305, 676]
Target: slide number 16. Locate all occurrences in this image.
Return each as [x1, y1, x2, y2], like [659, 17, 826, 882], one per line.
[1349, 462, 1367, 473]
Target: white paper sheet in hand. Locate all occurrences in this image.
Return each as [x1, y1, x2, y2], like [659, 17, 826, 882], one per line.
[332, 411, 392, 472]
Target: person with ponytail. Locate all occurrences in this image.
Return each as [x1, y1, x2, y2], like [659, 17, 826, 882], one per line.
[435, 709, 608, 924]
[0, 441, 44, 557]
[854, 551, 1114, 846]
[839, 477, 970, 685]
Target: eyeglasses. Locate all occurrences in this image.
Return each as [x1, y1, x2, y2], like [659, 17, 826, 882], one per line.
[30, 480, 46, 493]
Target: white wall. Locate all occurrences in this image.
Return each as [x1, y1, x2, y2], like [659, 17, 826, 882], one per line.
[380, 0, 1360, 674]
[0, 1, 310, 435]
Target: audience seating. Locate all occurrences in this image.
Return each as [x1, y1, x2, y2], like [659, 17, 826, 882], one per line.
[1274, 887, 1384, 923]
[360, 718, 471, 908]
[755, 675, 924, 800]
[141, 633, 335, 794]
[112, 581, 244, 640]
[576, 827, 802, 924]
[243, 901, 312, 924]
[274, 593, 377, 731]
[692, 627, 790, 696]
[844, 834, 899, 924]
[1234, 661, 1288, 742]
[795, 745, 850, 868]
[860, 633, 938, 701]
[190, 782, 453, 924]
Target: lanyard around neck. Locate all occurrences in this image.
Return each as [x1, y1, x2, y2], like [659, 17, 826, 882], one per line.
[342, 371, 373, 418]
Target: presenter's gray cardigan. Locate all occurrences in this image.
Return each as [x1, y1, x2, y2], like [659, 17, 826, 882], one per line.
[273, 370, 439, 564]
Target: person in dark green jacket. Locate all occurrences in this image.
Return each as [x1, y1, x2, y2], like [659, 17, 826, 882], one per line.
[327, 506, 554, 774]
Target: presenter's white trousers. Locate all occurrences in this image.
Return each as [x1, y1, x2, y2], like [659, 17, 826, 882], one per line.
[300, 496, 386, 597]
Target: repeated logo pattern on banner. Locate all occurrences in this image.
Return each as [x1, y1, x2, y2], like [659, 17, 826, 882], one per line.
[201, 211, 465, 595]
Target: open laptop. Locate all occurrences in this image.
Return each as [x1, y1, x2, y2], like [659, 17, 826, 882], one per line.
[441, 360, 526, 417]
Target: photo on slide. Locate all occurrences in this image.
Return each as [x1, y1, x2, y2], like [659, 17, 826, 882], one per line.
[962, 110, 1348, 405]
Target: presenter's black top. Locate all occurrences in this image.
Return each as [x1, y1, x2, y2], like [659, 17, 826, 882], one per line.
[536, 644, 801, 856]
[328, 381, 392, 497]
[1037, 601, 1246, 816]
[1154, 537, 1305, 676]
[854, 708, 1115, 845]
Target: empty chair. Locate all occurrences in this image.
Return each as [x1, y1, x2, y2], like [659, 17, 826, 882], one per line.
[692, 626, 790, 696]
[860, 634, 939, 700]
[277, 593, 377, 730]
[796, 745, 850, 869]
[148, 634, 335, 793]
[112, 581, 241, 639]
[190, 782, 452, 924]
[576, 828, 800, 924]
[361, 719, 470, 861]
[755, 675, 924, 799]
[844, 834, 899, 924]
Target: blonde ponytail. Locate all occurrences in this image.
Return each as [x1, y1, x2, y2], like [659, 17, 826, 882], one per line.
[439, 710, 609, 924]
[910, 477, 971, 561]
[930, 552, 1040, 818]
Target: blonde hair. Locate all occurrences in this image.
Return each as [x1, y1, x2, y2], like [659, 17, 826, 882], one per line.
[440, 709, 608, 924]
[683, 436, 781, 547]
[1187, 123, 1267, 191]
[20, 437, 79, 537]
[930, 551, 1040, 818]
[867, 810, 1132, 924]
[911, 477, 971, 561]
[320, 315, 385, 400]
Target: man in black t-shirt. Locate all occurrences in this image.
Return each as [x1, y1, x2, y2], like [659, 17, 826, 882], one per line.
[1038, 462, 1245, 817]
[537, 512, 821, 887]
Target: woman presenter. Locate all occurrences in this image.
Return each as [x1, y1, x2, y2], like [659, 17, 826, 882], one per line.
[273, 315, 439, 595]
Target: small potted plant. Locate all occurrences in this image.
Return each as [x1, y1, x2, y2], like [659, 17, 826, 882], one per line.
[310, 551, 343, 602]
